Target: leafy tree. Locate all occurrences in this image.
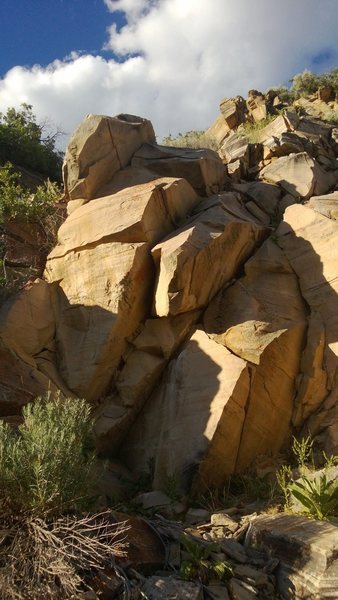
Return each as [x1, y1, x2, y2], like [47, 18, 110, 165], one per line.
[0, 103, 63, 181]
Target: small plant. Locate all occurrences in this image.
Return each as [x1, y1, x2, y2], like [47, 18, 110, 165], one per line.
[0, 393, 96, 516]
[288, 473, 338, 520]
[276, 435, 338, 520]
[292, 435, 314, 471]
[276, 465, 293, 509]
[180, 534, 232, 583]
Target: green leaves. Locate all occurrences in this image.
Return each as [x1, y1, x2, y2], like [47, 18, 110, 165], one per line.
[0, 394, 96, 516]
[0, 103, 63, 181]
[0, 162, 59, 222]
[289, 474, 338, 520]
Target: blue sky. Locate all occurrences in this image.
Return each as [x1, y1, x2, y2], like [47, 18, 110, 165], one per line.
[0, 0, 125, 76]
[0, 0, 337, 145]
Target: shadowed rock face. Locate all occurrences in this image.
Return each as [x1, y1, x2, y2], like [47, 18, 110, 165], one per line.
[1, 103, 338, 491]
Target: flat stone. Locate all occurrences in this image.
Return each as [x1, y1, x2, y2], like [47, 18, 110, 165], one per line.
[134, 490, 172, 510]
[229, 578, 258, 599]
[220, 539, 248, 564]
[211, 512, 239, 532]
[245, 513, 338, 599]
[142, 576, 203, 599]
[206, 584, 231, 600]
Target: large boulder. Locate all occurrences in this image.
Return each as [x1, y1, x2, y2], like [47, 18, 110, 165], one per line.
[151, 193, 268, 317]
[45, 178, 199, 401]
[131, 143, 225, 196]
[260, 152, 335, 199]
[63, 113, 156, 201]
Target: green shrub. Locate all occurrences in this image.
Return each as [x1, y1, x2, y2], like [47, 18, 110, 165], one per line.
[0, 103, 63, 181]
[0, 162, 60, 222]
[0, 394, 96, 516]
[162, 130, 218, 151]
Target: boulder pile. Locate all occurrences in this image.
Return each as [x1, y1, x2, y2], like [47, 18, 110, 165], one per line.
[1, 100, 338, 499]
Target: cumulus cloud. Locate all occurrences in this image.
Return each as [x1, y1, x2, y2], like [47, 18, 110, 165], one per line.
[0, 0, 337, 147]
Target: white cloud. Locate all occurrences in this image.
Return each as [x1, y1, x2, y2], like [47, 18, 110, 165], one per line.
[0, 0, 337, 148]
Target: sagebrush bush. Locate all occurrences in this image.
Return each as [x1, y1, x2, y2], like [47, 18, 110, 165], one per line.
[0, 394, 96, 516]
[162, 130, 218, 151]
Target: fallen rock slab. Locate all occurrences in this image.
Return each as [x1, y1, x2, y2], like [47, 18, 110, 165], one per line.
[245, 513, 338, 599]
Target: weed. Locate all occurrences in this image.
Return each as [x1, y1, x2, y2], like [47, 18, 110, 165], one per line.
[288, 473, 338, 520]
[292, 435, 314, 471]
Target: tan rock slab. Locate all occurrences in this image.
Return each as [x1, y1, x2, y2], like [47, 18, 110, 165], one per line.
[152, 193, 267, 317]
[219, 96, 246, 130]
[45, 241, 154, 401]
[63, 113, 155, 201]
[131, 142, 225, 196]
[246, 513, 338, 599]
[50, 177, 199, 258]
[307, 191, 338, 220]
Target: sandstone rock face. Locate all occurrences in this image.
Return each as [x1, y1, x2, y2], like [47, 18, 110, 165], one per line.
[131, 143, 225, 196]
[3, 104, 338, 495]
[204, 239, 307, 470]
[277, 205, 338, 454]
[0, 338, 60, 416]
[94, 311, 200, 453]
[246, 514, 338, 600]
[63, 113, 156, 201]
[260, 152, 335, 199]
[206, 114, 231, 147]
[151, 193, 268, 317]
[120, 328, 251, 491]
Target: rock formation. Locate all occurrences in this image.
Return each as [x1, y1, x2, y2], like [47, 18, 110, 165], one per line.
[1, 88, 338, 498]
